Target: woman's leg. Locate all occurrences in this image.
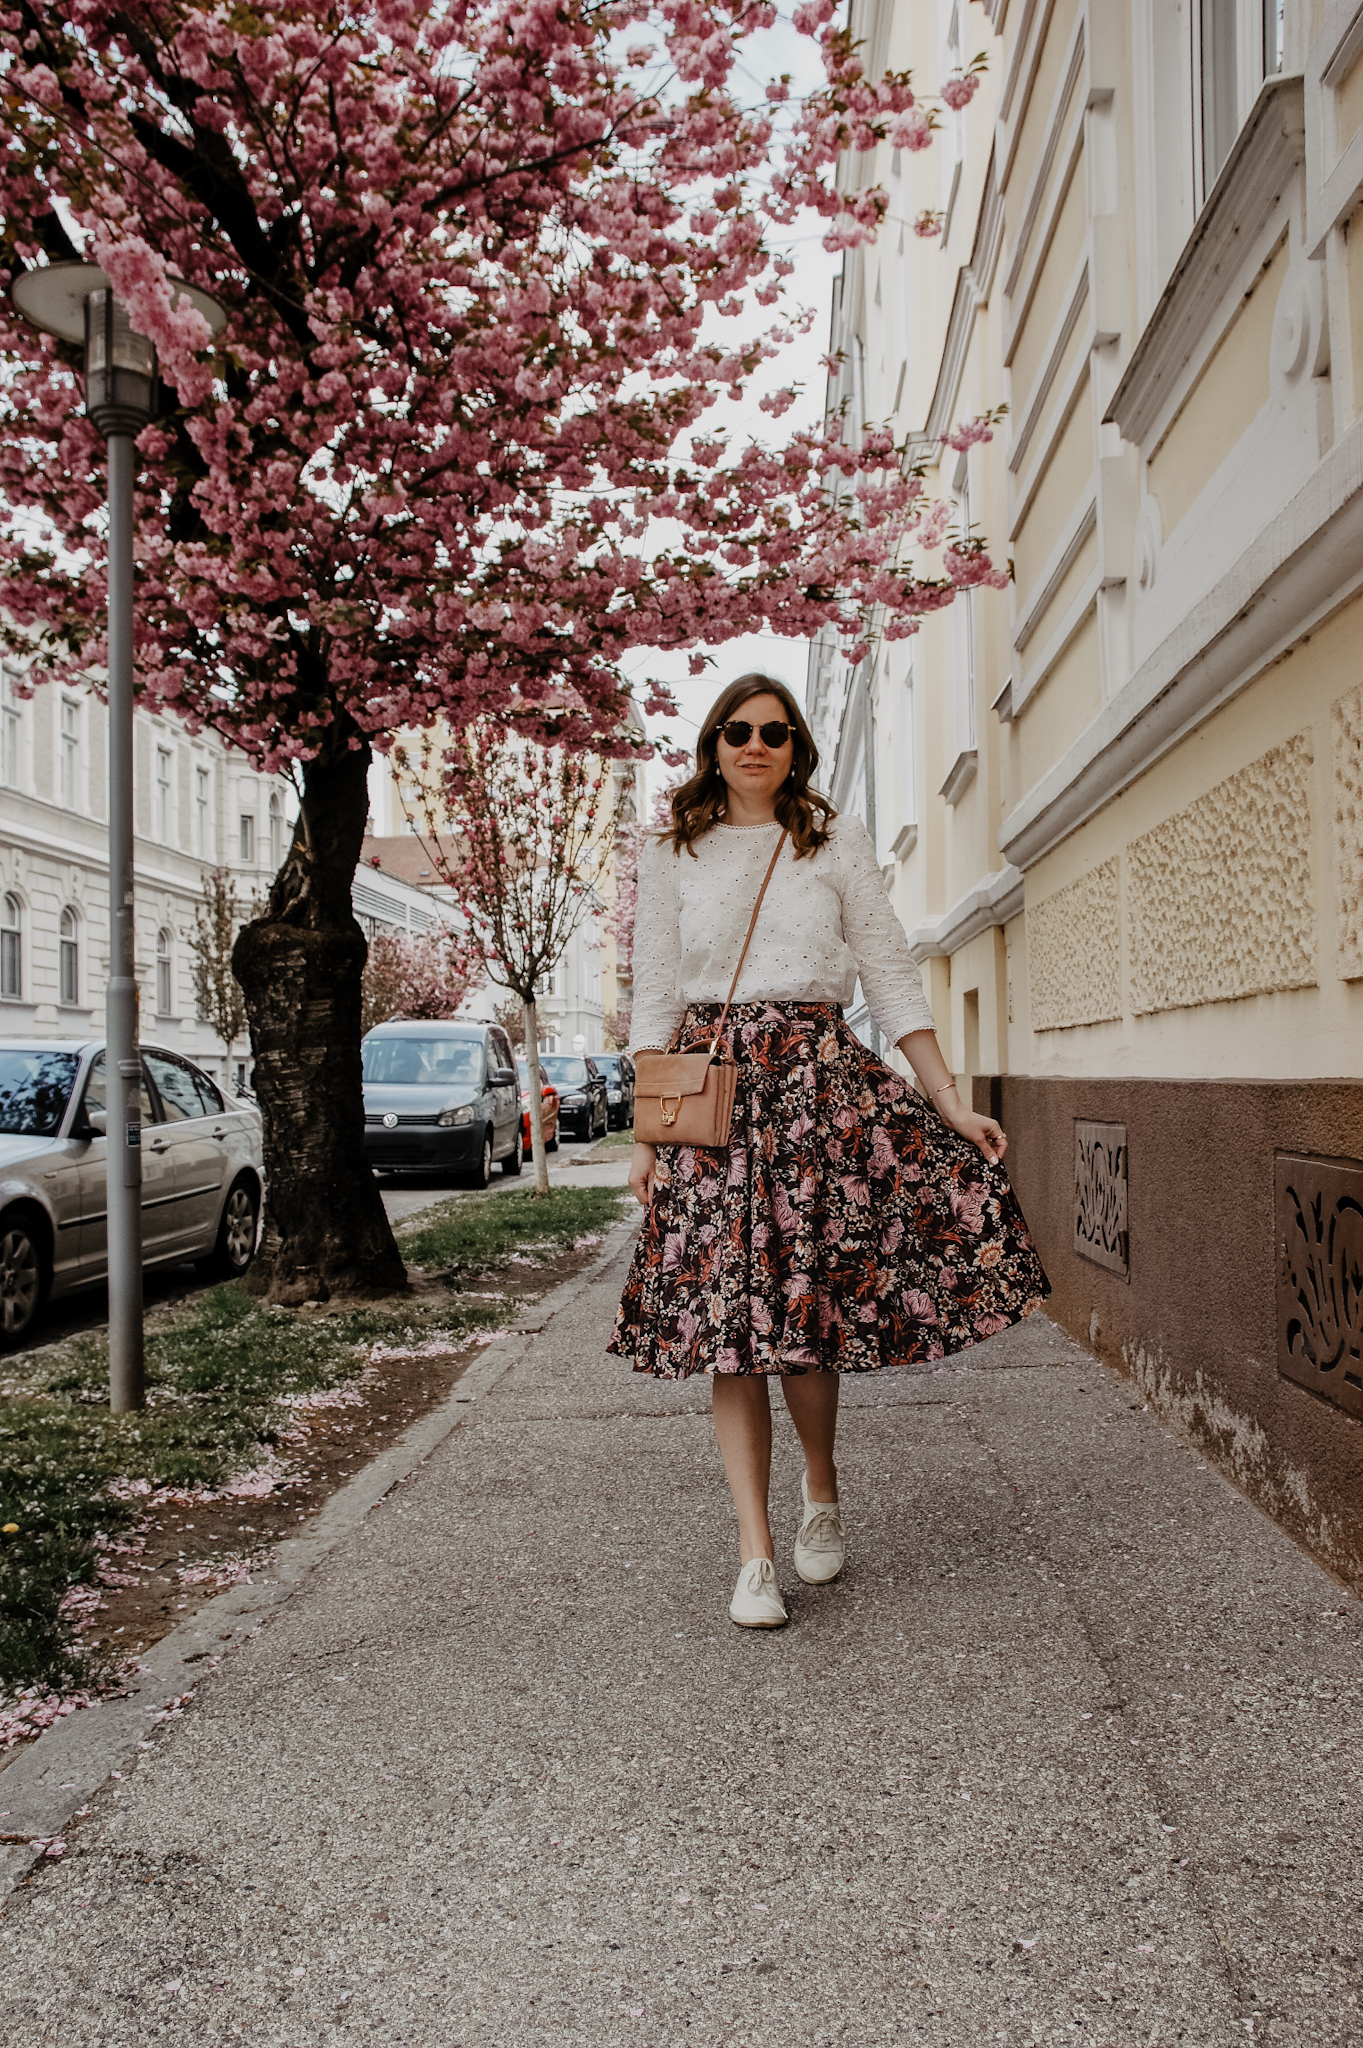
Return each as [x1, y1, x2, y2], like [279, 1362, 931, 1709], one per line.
[781, 1370, 840, 1501]
[711, 1375, 775, 1562]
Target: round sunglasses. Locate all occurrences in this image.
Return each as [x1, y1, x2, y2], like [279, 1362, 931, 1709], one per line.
[716, 718, 795, 750]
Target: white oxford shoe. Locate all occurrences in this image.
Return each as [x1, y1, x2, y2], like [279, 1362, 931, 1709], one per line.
[794, 1473, 845, 1584]
[728, 1556, 788, 1628]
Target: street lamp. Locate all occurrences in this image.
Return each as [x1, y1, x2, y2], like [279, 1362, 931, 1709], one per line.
[10, 262, 226, 1411]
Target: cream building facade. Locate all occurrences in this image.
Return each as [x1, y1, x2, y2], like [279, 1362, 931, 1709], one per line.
[812, 0, 1363, 1582]
[0, 666, 437, 1091]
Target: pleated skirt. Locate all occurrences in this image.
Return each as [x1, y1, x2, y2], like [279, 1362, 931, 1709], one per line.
[608, 1002, 1050, 1379]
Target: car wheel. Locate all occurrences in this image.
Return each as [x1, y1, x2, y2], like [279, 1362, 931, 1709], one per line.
[467, 1130, 493, 1189]
[501, 1124, 524, 1177]
[0, 1208, 47, 1347]
[199, 1175, 260, 1282]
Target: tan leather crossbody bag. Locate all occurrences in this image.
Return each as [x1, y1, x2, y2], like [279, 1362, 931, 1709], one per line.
[633, 829, 788, 1150]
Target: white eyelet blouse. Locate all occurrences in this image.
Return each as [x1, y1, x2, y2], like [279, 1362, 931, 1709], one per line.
[628, 815, 936, 1056]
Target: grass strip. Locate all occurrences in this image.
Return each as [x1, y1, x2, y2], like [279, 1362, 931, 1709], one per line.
[398, 1181, 630, 1273]
[0, 1184, 631, 1704]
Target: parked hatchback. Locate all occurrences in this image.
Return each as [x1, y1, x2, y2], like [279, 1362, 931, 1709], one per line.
[0, 1038, 264, 1346]
[535, 1053, 608, 1141]
[590, 1051, 635, 1130]
[361, 1021, 523, 1186]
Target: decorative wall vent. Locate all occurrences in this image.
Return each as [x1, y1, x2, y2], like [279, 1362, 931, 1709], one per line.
[1074, 1121, 1128, 1277]
[1276, 1152, 1363, 1418]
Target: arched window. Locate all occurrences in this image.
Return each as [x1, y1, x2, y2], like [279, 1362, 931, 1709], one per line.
[268, 790, 283, 868]
[59, 906, 79, 1007]
[0, 892, 20, 999]
[155, 927, 173, 1017]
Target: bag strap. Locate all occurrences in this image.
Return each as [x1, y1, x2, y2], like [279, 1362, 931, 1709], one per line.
[708, 828, 789, 1056]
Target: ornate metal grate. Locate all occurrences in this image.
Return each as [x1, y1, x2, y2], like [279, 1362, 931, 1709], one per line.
[1276, 1152, 1363, 1417]
[1075, 1120, 1129, 1277]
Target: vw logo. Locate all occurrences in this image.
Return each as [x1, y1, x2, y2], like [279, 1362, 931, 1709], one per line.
[383, 1112, 398, 1128]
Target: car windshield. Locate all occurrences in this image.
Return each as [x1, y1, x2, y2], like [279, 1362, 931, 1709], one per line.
[594, 1056, 621, 1078]
[0, 1049, 80, 1136]
[537, 1057, 589, 1086]
[362, 1036, 483, 1086]
[516, 1061, 554, 1089]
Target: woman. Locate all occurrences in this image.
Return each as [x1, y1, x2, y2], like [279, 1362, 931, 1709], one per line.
[609, 675, 1048, 1627]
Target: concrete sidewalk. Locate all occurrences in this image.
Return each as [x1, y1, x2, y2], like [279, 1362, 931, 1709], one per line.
[1, 1227, 1359, 2047]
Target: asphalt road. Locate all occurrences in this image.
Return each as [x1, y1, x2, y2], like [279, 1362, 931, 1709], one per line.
[11, 1136, 635, 1357]
[378, 1133, 635, 1224]
[2, 1230, 1358, 2045]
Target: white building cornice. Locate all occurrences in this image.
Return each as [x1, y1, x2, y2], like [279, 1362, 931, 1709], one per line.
[1106, 73, 1307, 446]
[906, 865, 1025, 962]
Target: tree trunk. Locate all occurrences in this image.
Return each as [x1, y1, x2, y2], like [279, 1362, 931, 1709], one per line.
[233, 712, 407, 1304]
[522, 995, 552, 1198]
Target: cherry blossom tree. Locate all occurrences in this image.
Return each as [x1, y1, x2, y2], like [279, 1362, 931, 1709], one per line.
[359, 928, 483, 1036]
[0, 0, 1001, 1298]
[398, 725, 614, 1197]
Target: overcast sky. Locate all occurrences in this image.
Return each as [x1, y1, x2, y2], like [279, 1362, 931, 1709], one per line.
[618, 14, 844, 800]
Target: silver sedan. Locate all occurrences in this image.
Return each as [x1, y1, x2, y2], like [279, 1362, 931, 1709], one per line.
[0, 1038, 264, 1345]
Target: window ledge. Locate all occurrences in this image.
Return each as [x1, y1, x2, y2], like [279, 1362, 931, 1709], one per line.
[1106, 73, 1306, 447]
[892, 822, 919, 859]
[939, 749, 978, 805]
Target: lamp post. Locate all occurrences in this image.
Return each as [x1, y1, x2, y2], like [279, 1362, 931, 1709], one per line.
[10, 263, 226, 1412]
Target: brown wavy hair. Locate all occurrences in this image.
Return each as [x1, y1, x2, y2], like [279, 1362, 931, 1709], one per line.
[663, 674, 834, 859]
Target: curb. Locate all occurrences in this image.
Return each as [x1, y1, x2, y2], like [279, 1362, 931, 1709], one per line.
[0, 1212, 639, 1903]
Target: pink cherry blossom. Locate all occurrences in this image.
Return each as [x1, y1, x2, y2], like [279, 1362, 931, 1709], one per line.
[0, 1, 1003, 770]
[940, 73, 981, 112]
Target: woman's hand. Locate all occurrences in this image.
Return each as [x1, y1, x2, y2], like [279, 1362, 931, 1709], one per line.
[935, 1087, 1008, 1164]
[628, 1141, 658, 1208]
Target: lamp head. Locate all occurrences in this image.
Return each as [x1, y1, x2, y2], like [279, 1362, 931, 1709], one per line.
[10, 260, 226, 440]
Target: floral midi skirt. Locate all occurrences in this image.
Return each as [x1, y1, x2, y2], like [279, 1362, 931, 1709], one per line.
[609, 1002, 1050, 1380]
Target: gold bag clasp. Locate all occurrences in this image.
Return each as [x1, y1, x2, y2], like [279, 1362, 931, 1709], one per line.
[660, 1096, 680, 1128]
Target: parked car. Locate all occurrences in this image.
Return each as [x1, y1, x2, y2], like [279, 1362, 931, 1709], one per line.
[590, 1051, 635, 1130]
[515, 1060, 559, 1154]
[361, 1020, 522, 1186]
[535, 1053, 608, 1141]
[0, 1038, 264, 1346]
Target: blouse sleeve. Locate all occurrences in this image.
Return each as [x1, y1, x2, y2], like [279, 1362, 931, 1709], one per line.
[627, 834, 686, 1056]
[834, 815, 937, 1042]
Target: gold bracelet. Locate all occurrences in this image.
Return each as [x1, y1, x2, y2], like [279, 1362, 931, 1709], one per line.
[932, 1081, 957, 1100]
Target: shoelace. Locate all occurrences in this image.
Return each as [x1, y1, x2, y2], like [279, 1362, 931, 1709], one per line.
[741, 1556, 778, 1590]
[800, 1503, 844, 1549]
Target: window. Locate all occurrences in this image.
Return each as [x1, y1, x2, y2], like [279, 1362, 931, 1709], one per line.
[156, 927, 173, 1017]
[268, 789, 283, 868]
[1193, 0, 1277, 203]
[1, 665, 20, 788]
[195, 766, 210, 857]
[144, 1050, 203, 1123]
[942, 0, 965, 233]
[193, 1068, 225, 1116]
[953, 461, 977, 756]
[239, 812, 256, 863]
[82, 1052, 155, 1128]
[59, 906, 79, 1006]
[60, 697, 80, 810]
[0, 893, 20, 999]
[156, 746, 172, 842]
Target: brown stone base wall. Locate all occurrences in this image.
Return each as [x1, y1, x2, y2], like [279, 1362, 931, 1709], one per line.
[974, 1075, 1363, 1586]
